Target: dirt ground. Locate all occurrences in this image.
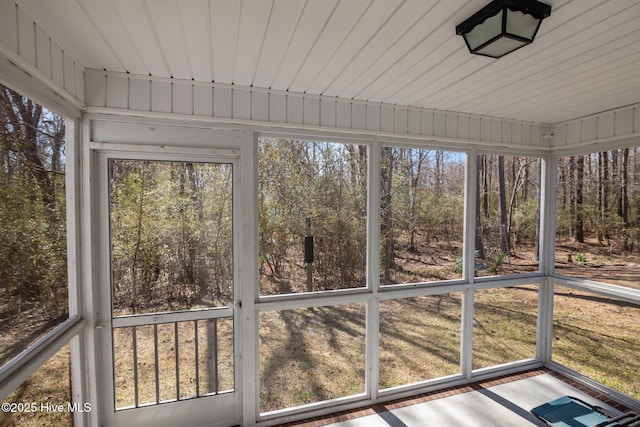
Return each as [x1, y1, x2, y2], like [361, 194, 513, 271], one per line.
[555, 237, 640, 290]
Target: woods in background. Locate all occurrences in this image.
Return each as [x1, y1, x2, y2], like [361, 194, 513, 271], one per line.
[380, 148, 465, 284]
[109, 160, 233, 315]
[257, 140, 550, 291]
[0, 85, 67, 318]
[557, 150, 640, 253]
[258, 138, 368, 294]
[475, 154, 541, 274]
[3, 83, 639, 313]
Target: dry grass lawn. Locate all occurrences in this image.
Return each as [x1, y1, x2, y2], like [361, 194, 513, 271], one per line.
[379, 294, 462, 389]
[1, 345, 72, 427]
[553, 285, 640, 400]
[3, 238, 639, 421]
[473, 285, 538, 369]
[259, 286, 540, 412]
[113, 318, 233, 409]
[259, 304, 367, 413]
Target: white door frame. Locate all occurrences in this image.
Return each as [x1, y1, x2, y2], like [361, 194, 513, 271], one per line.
[93, 143, 243, 427]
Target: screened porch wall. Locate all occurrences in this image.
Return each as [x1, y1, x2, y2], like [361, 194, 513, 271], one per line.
[3, 2, 640, 424]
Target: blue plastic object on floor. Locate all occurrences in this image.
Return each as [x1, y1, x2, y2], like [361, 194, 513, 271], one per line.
[532, 396, 611, 427]
[532, 396, 640, 427]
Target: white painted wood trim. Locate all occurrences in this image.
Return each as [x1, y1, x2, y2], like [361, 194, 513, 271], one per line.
[552, 103, 640, 151]
[92, 145, 245, 427]
[0, 0, 84, 110]
[85, 70, 550, 150]
[464, 150, 477, 283]
[93, 149, 116, 427]
[551, 275, 640, 306]
[111, 308, 234, 328]
[88, 141, 240, 158]
[461, 287, 474, 380]
[238, 130, 260, 426]
[80, 116, 101, 427]
[366, 140, 381, 401]
[66, 117, 91, 427]
[538, 155, 557, 363]
[538, 278, 554, 363]
[0, 318, 84, 400]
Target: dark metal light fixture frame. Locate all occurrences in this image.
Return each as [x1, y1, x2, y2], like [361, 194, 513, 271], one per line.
[456, 0, 551, 58]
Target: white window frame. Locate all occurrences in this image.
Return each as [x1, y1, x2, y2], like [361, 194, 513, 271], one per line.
[254, 135, 552, 424]
[0, 109, 87, 426]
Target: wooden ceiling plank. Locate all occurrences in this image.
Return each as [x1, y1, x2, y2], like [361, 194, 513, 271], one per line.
[76, 0, 147, 74]
[144, 0, 192, 79]
[288, 0, 371, 93]
[233, 0, 273, 86]
[317, 0, 439, 97]
[269, 0, 338, 90]
[473, 35, 640, 119]
[446, 8, 640, 117]
[252, 0, 306, 88]
[301, 0, 404, 95]
[503, 63, 640, 122]
[364, 34, 463, 103]
[418, 0, 603, 110]
[21, 0, 122, 71]
[527, 78, 640, 123]
[178, 0, 212, 81]
[210, 0, 241, 84]
[110, 0, 169, 77]
[337, 0, 476, 100]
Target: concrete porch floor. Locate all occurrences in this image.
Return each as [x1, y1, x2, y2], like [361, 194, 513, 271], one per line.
[283, 369, 632, 427]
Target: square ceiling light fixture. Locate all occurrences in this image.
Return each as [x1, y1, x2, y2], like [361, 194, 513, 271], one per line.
[456, 0, 551, 58]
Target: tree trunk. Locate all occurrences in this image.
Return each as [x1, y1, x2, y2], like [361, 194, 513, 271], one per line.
[498, 156, 510, 254]
[620, 148, 630, 251]
[475, 155, 486, 260]
[381, 148, 395, 284]
[521, 161, 529, 202]
[481, 155, 489, 218]
[575, 155, 585, 243]
[597, 152, 609, 243]
[409, 150, 425, 252]
[0, 87, 54, 210]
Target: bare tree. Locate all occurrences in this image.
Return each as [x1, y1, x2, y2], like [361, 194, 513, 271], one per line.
[575, 155, 585, 243]
[498, 156, 510, 254]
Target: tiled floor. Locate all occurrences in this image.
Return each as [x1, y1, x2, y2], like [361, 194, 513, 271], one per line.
[281, 369, 632, 427]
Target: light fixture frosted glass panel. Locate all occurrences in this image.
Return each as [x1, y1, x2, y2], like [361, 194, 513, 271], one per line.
[464, 11, 502, 50]
[506, 9, 540, 39]
[475, 37, 527, 58]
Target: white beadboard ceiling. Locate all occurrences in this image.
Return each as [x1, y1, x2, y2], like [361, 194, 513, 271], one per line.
[19, 0, 640, 124]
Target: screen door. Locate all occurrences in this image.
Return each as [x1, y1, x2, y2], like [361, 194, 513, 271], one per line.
[97, 152, 240, 427]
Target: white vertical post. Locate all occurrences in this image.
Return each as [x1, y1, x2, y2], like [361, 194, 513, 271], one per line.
[65, 117, 85, 427]
[464, 150, 477, 284]
[80, 116, 102, 427]
[239, 130, 259, 425]
[461, 149, 477, 378]
[538, 154, 558, 363]
[367, 139, 381, 400]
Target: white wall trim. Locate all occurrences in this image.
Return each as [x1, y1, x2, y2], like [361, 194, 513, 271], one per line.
[0, 0, 85, 113]
[84, 69, 550, 151]
[552, 103, 640, 153]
